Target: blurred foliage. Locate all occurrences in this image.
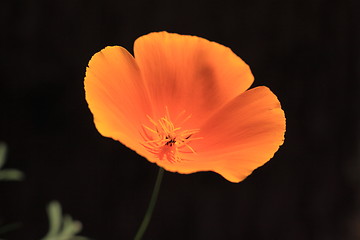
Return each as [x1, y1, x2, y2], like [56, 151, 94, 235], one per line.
[0, 143, 89, 239]
[0, 142, 24, 181]
[41, 201, 90, 240]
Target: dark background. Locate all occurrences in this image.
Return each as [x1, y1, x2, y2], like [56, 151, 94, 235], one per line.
[1, 0, 359, 239]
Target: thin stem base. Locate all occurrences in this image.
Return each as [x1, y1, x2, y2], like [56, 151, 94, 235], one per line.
[134, 167, 164, 240]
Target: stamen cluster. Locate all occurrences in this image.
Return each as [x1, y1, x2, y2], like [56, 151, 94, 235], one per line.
[140, 110, 201, 163]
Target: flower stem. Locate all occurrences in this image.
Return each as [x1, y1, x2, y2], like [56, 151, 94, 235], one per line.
[134, 167, 164, 240]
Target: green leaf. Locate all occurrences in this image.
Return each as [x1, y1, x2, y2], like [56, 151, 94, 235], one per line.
[41, 201, 91, 240]
[0, 142, 7, 169]
[0, 142, 24, 181]
[58, 215, 82, 239]
[0, 169, 24, 181]
[43, 201, 62, 239]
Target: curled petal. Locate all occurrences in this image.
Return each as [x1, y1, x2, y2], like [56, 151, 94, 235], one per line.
[162, 86, 286, 183]
[134, 32, 254, 127]
[85, 46, 151, 156]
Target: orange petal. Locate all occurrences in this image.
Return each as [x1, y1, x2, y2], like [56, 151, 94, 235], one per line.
[84, 46, 152, 156]
[134, 32, 254, 127]
[160, 86, 285, 183]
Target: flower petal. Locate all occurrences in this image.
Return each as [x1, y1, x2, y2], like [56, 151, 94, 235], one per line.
[159, 86, 285, 183]
[134, 32, 254, 126]
[84, 46, 151, 155]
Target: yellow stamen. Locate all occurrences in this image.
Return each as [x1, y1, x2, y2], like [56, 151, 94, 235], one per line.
[140, 109, 201, 163]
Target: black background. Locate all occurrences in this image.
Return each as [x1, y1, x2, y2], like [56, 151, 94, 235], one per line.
[1, 0, 359, 239]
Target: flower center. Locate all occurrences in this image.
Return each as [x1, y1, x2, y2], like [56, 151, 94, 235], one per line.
[140, 110, 201, 163]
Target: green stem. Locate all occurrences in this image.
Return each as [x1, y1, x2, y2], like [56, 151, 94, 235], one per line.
[134, 167, 164, 240]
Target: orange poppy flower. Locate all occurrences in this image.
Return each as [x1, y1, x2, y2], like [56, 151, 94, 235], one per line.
[84, 32, 285, 183]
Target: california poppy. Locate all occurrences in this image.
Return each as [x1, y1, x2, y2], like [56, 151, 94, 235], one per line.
[84, 32, 285, 183]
